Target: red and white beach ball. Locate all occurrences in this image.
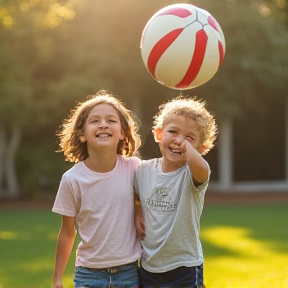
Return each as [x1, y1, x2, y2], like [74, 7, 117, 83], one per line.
[140, 3, 226, 90]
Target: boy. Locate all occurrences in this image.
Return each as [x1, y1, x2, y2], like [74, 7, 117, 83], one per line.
[135, 96, 218, 288]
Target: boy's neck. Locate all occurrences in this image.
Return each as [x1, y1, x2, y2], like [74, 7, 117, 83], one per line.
[159, 157, 185, 173]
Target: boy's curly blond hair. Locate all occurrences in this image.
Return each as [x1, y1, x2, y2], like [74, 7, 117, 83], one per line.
[57, 90, 141, 163]
[153, 96, 218, 155]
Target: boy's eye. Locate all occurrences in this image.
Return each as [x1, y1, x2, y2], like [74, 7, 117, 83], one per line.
[168, 130, 177, 134]
[187, 136, 195, 141]
[109, 119, 117, 123]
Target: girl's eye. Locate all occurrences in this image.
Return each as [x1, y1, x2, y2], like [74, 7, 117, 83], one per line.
[187, 136, 195, 141]
[168, 130, 177, 134]
[109, 119, 117, 123]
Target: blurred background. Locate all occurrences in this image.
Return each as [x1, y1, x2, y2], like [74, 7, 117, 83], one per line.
[0, 0, 288, 200]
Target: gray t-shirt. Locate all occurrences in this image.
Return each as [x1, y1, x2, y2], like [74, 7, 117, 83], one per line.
[135, 158, 210, 272]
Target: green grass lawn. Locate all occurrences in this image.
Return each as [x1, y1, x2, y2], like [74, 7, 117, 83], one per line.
[201, 204, 288, 288]
[0, 203, 287, 288]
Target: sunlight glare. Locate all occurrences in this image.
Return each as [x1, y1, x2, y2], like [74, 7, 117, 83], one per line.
[201, 226, 288, 288]
[44, 2, 75, 28]
[258, 4, 271, 17]
[0, 8, 13, 27]
[0, 231, 19, 240]
[201, 226, 274, 258]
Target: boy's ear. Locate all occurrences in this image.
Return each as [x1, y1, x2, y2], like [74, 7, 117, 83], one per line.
[153, 128, 162, 143]
[197, 144, 206, 155]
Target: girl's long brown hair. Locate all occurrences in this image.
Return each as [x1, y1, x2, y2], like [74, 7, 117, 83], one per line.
[57, 90, 141, 163]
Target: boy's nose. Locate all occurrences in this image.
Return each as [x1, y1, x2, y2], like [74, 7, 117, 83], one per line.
[175, 136, 185, 145]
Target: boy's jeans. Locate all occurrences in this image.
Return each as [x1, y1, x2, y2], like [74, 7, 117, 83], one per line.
[138, 264, 205, 288]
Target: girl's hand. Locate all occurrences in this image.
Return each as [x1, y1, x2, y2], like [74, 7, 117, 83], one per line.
[52, 277, 63, 288]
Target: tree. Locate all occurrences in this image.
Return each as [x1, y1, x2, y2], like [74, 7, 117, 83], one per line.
[184, 0, 288, 115]
[0, 0, 75, 198]
[1, 0, 288, 197]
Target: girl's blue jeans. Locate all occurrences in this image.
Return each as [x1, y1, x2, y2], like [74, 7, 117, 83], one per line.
[74, 261, 139, 288]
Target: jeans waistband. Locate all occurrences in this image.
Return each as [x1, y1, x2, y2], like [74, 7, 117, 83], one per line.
[84, 261, 137, 274]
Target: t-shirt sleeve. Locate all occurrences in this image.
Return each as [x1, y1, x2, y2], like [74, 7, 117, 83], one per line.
[52, 175, 79, 217]
[132, 156, 142, 170]
[134, 176, 139, 196]
[190, 160, 211, 192]
[133, 157, 142, 196]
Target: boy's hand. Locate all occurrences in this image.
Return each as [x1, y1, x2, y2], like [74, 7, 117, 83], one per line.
[136, 218, 146, 240]
[180, 140, 198, 161]
[181, 140, 209, 185]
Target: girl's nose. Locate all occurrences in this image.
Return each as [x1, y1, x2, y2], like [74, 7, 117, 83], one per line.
[99, 121, 108, 129]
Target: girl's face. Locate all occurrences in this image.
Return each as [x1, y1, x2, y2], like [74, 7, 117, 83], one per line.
[156, 115, 202, 168]
[80, 103, 124, 152]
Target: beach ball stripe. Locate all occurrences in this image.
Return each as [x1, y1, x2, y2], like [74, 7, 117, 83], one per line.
[175, 29, 208, 89]
[156, 7, 192, 18]
[218, 41, 225, 67]
[148, 28, 184, 79]
[208, 15, 225, 66]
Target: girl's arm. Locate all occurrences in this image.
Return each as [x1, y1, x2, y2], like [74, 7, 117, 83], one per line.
[52, 215, 76, 288]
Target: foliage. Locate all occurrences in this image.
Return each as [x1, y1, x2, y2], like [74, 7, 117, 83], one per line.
[0, 0, 288, 195]
[0, 0, 76, 196]
[188, 0, 288, 117]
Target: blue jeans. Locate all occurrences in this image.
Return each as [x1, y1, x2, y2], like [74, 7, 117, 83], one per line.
[74, 261, 139, 288]
[138, 264, 205, 288]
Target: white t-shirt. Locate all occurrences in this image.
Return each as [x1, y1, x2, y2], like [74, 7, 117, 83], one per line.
[52, 155, 142, 268]
[135, 158, 210, 273]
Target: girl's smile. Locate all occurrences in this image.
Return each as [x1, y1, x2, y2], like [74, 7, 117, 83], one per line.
[80, 103, 124, 150]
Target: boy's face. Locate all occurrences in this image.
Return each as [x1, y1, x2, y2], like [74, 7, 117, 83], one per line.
[154, 115, 202, 168]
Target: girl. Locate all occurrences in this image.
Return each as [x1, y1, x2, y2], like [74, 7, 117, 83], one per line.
[52, 90, 142, 288]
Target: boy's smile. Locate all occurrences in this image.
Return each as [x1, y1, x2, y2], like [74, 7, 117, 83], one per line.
[156, 115, 202, 171]
[169, 142, 181, 155]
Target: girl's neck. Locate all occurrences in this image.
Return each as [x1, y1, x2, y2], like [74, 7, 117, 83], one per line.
[84, 153, 118, 173]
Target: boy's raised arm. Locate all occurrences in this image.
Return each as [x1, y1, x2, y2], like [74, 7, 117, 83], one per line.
[181, 140, 209, 185]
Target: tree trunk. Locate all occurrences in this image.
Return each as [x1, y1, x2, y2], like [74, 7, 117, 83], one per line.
[4, 125, 22, 198]
[0, 124, 22, 199]
[0, 121, 7, 196]
[218, 117, 233, 191]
